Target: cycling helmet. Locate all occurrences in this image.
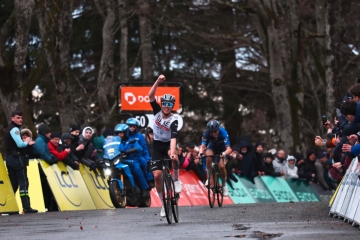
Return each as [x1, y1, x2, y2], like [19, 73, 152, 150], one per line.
[126, 118, 139, 127]
[207, 119, 220, 131]
[161, 94, 175, 104]
[114, 124, 129, 136]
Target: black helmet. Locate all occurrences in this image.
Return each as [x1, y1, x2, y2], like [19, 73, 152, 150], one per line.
[161, 94, 175, 103]
[207, 119, 220, 131]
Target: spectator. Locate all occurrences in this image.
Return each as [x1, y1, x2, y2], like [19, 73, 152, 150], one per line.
[34, 124, 58, 165]
[180, 143, 206, 183]
[59, 133, 80, 170]
[283, 155, 298, 179]
[21, 128, 39, 159]
[272, 149, 286, 173]
[315, 151, 331, 190]
[77, 126, 99, 171]
[253, 142, 265, 176]
[237, 140, 255, 179]
[300, 149, 317, 183]
[93, 128, 113, 159]
[263, 152, 283, 177]
[48, 132, 69, 162]
[69, 124, 84, 158]
[145, 127, 154, 157]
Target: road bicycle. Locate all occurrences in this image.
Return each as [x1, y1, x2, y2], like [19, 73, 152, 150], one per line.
[205, 155, 224, 208]
[152, 158, 179, 224]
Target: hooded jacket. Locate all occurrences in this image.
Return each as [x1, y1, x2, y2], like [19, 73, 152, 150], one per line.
[272, 153, 286, 173]
[283, 155, 298, 179]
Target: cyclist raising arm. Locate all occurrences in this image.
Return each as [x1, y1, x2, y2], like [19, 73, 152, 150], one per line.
[199, 119, 232, 196]
[148, 74, 182, 217]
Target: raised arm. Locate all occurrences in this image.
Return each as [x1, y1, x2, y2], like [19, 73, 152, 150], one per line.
[148, 74, 166, 101]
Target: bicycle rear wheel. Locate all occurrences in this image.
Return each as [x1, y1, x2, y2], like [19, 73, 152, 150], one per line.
[216, 167, 224, 207]
[162, 170, 172, 224]
[170, 177, 179, 223]
[207, 168, 216, 208]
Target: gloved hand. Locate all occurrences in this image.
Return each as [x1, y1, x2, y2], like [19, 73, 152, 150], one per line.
[51, 156, 59, 165]
[89, 162, 97, 171]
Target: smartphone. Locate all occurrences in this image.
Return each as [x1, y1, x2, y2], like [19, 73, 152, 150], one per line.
[321, 114, 327, 126]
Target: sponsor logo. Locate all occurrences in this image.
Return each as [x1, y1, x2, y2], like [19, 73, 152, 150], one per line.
[54, 171, 82, 207]
[124, 92, 136, 105]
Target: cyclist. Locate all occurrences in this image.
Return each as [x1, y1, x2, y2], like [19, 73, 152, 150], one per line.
[126, 118, 155, 188]
[199, 119, 232, 196]
[115, 124, 149, 198]
[148, 74, 182, 217]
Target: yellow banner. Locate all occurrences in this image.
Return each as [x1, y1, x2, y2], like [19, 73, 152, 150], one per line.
[39, 160, 96, 211]
[79, 165, 114, 209]
[15, 159, 46, 213]
[0, 154, 19, 214]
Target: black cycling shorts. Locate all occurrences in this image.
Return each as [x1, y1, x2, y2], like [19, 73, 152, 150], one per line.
[150, 140, 171, 171]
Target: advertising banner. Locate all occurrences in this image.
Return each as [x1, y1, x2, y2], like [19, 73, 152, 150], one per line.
[339, 162, 360, 218]
[260, 176, 298, 202]
[79, 165, 114, 210]
[39, 160, 96, 211]
[0, 154, 19, 214]
[344, 176, 360, 222]
[120, 86, 180, 111]
[15, 159, 45, 213]
[285, 179, 320, 202]
[227, 175, 256, 204]
[178, 170, 207, 206]
[239, 176, 274, 203]
[333, 159, 358, 215]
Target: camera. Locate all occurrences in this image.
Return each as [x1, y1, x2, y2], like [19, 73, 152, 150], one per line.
[321, 114, 327, 126]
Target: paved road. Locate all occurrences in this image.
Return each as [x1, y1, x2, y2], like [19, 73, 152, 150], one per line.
[0, 202, 359, 240]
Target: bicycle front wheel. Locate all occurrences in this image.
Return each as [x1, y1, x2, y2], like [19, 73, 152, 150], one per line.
[170, 177, 179, 223]
[207, 168, 216, 208]
[162, 170, 172, 224]
[216, 168, 224, 207]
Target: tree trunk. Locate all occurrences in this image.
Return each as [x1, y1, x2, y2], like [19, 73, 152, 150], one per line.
[119, 0, 129, 82]
[251, 0, 294, 153]
[36, 0, 76, 132]
[96, 0, 115, 125]
[325, 0, 341, 114]
[138, 0, 153, 81]
[0, 0, 34, 126]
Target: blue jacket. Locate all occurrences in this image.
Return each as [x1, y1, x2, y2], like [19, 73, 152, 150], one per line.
[34, 134, 54, 164]
[119, 138, 143, 160]
[128, 131, 151, 160]
[201, 127, 230, 147]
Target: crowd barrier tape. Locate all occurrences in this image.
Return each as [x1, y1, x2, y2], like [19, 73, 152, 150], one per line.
[15, 160, 46, 213]
[79, 165, 114, 210]
[39, 160, 96, 211]
[0, 154, 19, 214]
[330, 159, 357, 215]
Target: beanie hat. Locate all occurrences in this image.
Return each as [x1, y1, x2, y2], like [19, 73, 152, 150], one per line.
[317, 151, 327, 159]
[255, 142, 264, 148]
[38, 124, 51, 135]
[294, 152, 304, 162]
[102, 128, 113, 137]
[264, 152, 274, 160]
[61, 133, 74, 141]
[69, 124, 81, 132]
[50, 132, 61, 139]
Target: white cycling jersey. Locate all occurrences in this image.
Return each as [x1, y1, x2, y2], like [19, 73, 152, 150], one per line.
[150, 100, 178, 142]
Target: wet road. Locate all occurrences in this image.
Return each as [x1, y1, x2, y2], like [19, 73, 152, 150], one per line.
[0, 202, 359, 240]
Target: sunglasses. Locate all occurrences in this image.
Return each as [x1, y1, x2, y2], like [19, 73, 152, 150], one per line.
[128, 125, 137, 128]
[211, 130, 218, 133]
[162, 101, 174, 108]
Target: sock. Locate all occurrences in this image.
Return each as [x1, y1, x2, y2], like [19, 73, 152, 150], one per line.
[174, 169, 179, 181]
[206, 169, 210, 179]
[157, 192, 164, 205]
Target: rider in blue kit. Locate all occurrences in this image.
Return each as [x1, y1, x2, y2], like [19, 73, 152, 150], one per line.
[126, 118, 154, 188]
[115, 124, 149, 197]
[199, 119, 232, 196]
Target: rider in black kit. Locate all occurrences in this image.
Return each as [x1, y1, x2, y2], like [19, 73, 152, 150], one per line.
[148, 74, 182, 217]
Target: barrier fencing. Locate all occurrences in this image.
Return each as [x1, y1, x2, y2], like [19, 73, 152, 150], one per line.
[329, 157, 360, 228]
[1, 154, 324, 214]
